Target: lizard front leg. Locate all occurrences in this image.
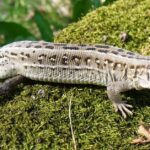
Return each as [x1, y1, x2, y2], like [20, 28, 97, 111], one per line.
[0, 75, 24, 94]
[107, 80, 135, 118]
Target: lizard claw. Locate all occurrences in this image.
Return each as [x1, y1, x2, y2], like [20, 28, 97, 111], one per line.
[113, 102, 133, 118]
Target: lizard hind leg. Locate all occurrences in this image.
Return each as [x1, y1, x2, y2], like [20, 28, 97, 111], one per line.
[107, 81, 134, 118]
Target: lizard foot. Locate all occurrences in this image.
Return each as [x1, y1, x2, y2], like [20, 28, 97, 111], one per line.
[113, 101, 133, 118]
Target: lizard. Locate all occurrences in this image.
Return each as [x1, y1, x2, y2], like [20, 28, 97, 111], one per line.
[0, 40, 150, 118]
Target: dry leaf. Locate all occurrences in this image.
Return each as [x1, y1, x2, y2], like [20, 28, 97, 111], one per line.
[131, 122, 150, 144]
[138, 124, 150, 140]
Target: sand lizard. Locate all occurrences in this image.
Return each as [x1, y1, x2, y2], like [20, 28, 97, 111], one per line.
[0, 40, 150, 118]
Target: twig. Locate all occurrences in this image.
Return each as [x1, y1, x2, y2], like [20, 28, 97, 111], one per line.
[69, 94, 77, 150]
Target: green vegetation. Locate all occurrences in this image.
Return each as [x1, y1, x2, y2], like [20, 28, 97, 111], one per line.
[1, 0, 150, 149]
[55, 0, 150, 53]
[0, 0, 116, 45]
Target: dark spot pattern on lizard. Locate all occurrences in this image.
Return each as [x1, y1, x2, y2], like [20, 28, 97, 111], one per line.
[62, 54, 68, 65]
[130, 65, 135, 69]
[38, 60, 42, 64]
[45, 45, 54, 49]
[72, 56, 81, 66]
[25, 54, 30, 58]
[117, 48, 124, 52]
[128, 56, 134, 58]
[21, 57, 25, 61]
[95, 45, 110, 49]
[26, 45, 31, 48]
[111, 50, 119, 55]
[24, 66, 27, 69]
[63, 46, 79, 50]
[97, 49, 108, 53]
[10, 52, 17, 56]
[127, 52, 135, 55]
[34, 45, 42, 48]
[121, 54, 126, 57]
[49, 55, 57, 64]
[85, 57, 91, 65]
[86, 47, 96, 50]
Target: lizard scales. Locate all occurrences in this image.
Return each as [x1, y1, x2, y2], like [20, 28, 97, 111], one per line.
[1, 40, 150, 118]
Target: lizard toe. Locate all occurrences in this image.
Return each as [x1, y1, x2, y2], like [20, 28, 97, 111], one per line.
[114, 102, 133, 118]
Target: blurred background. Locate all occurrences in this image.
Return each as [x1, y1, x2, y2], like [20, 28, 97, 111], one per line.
[0, 0, 116, 46]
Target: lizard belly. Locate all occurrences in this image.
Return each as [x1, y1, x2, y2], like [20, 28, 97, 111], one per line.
[22, 64, 107, 85]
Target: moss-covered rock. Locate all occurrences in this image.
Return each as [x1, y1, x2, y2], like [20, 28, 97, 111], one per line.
[55, 0, 150, 54]
[1, 0, 150, 149]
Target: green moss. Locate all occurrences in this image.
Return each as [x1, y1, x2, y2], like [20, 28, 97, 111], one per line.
[1, 0, 150, 149]
[55, 0, 150, 53]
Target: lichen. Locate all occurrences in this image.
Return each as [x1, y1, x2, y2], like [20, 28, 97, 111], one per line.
[1, 0, 150, 149]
